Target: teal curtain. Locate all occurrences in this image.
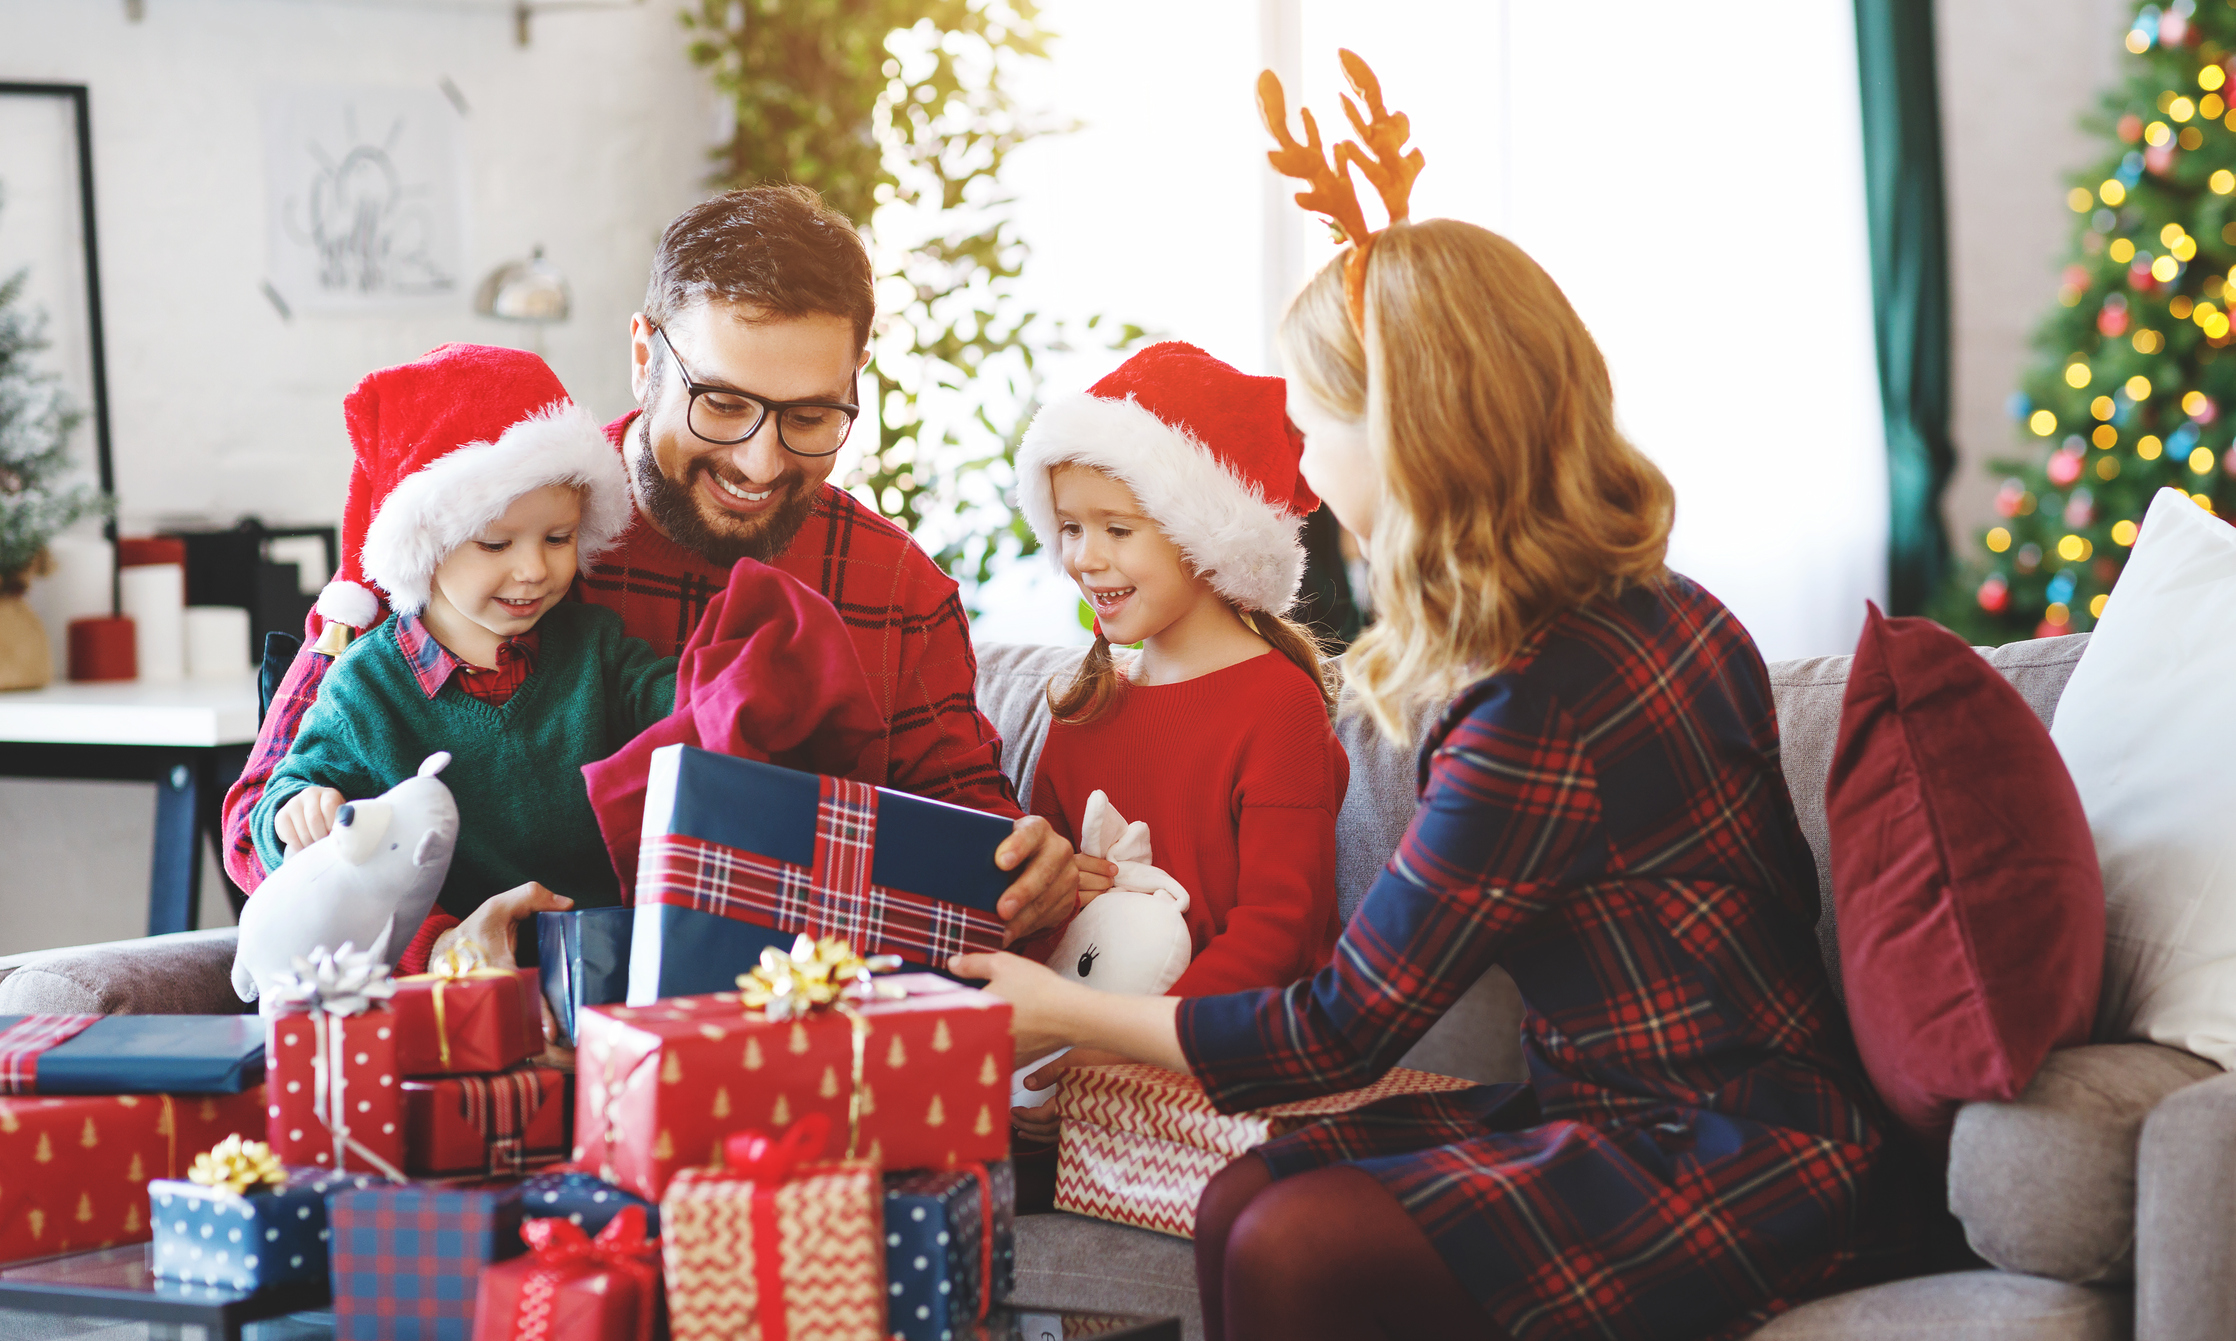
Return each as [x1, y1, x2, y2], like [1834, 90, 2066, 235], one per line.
[1855, 0, 1956, 615]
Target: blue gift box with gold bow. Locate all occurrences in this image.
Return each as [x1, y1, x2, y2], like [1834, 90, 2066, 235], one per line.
[624, 744, 1014, 1004]
[149, 1147, 380, 1290]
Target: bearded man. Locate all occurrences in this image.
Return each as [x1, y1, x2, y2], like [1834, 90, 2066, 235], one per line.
[220, 184, 1080, 970]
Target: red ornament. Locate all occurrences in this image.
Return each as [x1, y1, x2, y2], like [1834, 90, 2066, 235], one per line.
[1995, 480, 2027, 518]
[2193, 397, 2219, 425]
[2147, 143, 2178, 176]
[2131, 259, 2160, 293]
[2119, 113, 2145, 143]
[2099, 297, 2131, 338]
[2223, 445, 2236, 477]
[1977, 575, 2011, 615]
[2035, 617, 2072, 638]
[2047, 448, 2085, 488]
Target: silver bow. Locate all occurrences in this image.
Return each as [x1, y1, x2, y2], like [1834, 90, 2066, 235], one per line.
[268, 921, 397, 1017]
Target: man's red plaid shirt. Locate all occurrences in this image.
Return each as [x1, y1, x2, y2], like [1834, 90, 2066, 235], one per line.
[222, 410, 1017, 900]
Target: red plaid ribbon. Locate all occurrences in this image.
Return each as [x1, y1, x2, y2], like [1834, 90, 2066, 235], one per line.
[0, 1014, 99, 1094]
[639, 774, 1003, 965]
[456, 1066, 554, 1175]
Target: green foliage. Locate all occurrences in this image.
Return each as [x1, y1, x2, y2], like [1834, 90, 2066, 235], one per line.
[0, 225, 102, 585]
[1966, 0, 2236, 641]
[681, 0, 1142, 590]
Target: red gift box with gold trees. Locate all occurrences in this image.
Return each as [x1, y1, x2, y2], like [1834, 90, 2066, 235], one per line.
[574, 938, 1011, 1202]
[0, 1089, 267, 1264]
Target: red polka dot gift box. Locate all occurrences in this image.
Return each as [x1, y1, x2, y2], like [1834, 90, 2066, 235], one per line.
[261, 945, 407, 1180]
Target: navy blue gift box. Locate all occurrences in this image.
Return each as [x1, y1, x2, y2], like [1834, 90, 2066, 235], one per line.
[626, 744, 1014, 1004]
[514, 1169, 659, 1243]
[884, 1161, 1016, 1341]
[0, 1015, 263, 1094]
[149, 1168, 380, 1290]
[329, 1182, 526, 1341]
[534, 907, 634, 1046]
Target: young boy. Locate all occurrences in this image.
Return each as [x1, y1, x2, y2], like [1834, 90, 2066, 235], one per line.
[251, 344, 676, 946]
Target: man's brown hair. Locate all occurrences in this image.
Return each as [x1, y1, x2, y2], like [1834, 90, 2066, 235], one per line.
[643, 184, 876, 351]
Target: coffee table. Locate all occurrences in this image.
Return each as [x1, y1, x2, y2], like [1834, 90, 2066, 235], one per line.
[0, 1244, 1181, 1340]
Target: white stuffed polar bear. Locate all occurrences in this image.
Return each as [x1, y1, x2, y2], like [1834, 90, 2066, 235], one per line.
[231, 752, 460, 1012]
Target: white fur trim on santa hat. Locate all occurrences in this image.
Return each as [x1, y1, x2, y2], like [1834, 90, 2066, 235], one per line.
[315, 580, 381, 630]
[1016, 393, 1306, 615]
[360, 399, 631, 616]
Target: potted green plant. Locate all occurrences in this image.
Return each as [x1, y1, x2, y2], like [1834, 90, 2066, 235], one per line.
[0, 240, 105, 691]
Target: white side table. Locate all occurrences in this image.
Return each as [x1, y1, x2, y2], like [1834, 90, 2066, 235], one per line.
[0, 676, 260, 936]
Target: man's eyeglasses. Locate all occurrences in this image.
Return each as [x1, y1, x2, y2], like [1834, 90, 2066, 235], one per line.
[648, 322, 860, 458]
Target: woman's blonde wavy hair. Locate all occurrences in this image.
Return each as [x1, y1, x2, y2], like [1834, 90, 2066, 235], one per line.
[1279, 219, 1676, 742]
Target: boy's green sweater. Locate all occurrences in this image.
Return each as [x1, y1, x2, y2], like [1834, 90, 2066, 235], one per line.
[251, 602, 677, 918]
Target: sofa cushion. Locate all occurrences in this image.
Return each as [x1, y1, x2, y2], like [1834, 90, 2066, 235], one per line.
[1768, 632, 2090, 1004]
[1824, 607, 2103, 1144]
[1750, 1271, 2128, 1341]
[0, 928, 249, 1015]
[1948, 1041, 2217, 1284]
[2051, 488, 2236, 1069]
[973, 642, 1082, 809]
[1016, 1210, 1203, 1341]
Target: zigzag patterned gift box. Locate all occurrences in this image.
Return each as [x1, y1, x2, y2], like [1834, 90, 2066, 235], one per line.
[1054, 1118, 1227, 1239]
[661, 1122, 885, 1341]
[626, 744, 1016, 1003]
[1053, 1064, 1480, 1239]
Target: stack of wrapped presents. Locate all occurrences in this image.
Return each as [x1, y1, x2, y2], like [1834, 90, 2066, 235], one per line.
[0, 740, 1453, 1337]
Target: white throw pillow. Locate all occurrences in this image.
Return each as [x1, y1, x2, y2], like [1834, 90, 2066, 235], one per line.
[2052, 488, 2236, 1068]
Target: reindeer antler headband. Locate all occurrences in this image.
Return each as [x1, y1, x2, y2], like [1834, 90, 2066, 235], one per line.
[1258, 50, 1425, 336]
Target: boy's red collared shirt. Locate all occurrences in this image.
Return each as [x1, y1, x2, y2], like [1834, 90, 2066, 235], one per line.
[393, 613, 540, 706]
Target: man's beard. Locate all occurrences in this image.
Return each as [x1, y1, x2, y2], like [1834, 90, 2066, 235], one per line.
[632, 406, 821, 566]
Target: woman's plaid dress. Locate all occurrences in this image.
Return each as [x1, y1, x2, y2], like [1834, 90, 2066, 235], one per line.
[1178, 576, 1926, 1341]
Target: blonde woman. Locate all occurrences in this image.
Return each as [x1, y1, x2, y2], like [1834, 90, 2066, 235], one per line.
[955, 220, 1924, 1341]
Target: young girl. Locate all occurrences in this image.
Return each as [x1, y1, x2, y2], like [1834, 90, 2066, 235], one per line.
[1014, 340, 1348, 997]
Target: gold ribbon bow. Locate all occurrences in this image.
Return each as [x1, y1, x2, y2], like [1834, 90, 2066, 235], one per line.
[736, 935, 903, 1158]
[403, 942, 514, 1071]
[187, 1134, 287, 1196]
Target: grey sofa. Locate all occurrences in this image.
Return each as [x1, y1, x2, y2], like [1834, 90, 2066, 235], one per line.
[6, 633, 2228, 1341]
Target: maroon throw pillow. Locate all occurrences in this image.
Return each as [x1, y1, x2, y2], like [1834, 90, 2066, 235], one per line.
[1825, 604, 2103, 1147]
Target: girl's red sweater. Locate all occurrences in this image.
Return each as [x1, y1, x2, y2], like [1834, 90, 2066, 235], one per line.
[1029, 650, 1348, 996]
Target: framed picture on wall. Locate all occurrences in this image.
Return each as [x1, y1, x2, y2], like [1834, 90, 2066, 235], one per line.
[0, 82, 115, 522]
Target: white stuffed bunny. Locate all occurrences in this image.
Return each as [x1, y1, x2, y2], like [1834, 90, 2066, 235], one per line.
[1051, 789, 1195, 995]
[1015, 790, 1198, 1114]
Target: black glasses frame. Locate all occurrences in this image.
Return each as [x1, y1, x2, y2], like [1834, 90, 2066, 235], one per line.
[647, 322, 860, 458]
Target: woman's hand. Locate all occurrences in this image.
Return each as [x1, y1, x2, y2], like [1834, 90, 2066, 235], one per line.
[950, 952, 1190, 1072]
[949, 951, 1086, 1062]
[428, 881, 573, 971]
[275, 787, 346, 852]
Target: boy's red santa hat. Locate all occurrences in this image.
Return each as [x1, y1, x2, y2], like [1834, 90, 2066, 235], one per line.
[313, 344, 631, 635]
[1016, 341, 1318, 615]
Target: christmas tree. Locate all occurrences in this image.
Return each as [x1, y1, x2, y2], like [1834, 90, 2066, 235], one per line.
[1965, 0, 2236, 640]
[0, 188, 99, 586]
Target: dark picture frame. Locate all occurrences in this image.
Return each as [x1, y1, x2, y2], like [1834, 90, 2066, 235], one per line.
[0, 81, 116, 543]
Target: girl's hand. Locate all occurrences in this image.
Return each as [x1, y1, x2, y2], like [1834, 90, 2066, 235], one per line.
[275, 787, 347, 852]
[1074, 852, 1118, 903]
[949, 950, 1088, 1062]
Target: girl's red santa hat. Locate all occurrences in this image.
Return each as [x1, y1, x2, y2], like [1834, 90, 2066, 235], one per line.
[312, 344, 631, 647]
[1016, 341, 1318, 616]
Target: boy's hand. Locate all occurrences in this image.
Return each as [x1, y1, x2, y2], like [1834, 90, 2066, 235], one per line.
[429, 881, 574, 971]
[275, 787, 347, 853]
